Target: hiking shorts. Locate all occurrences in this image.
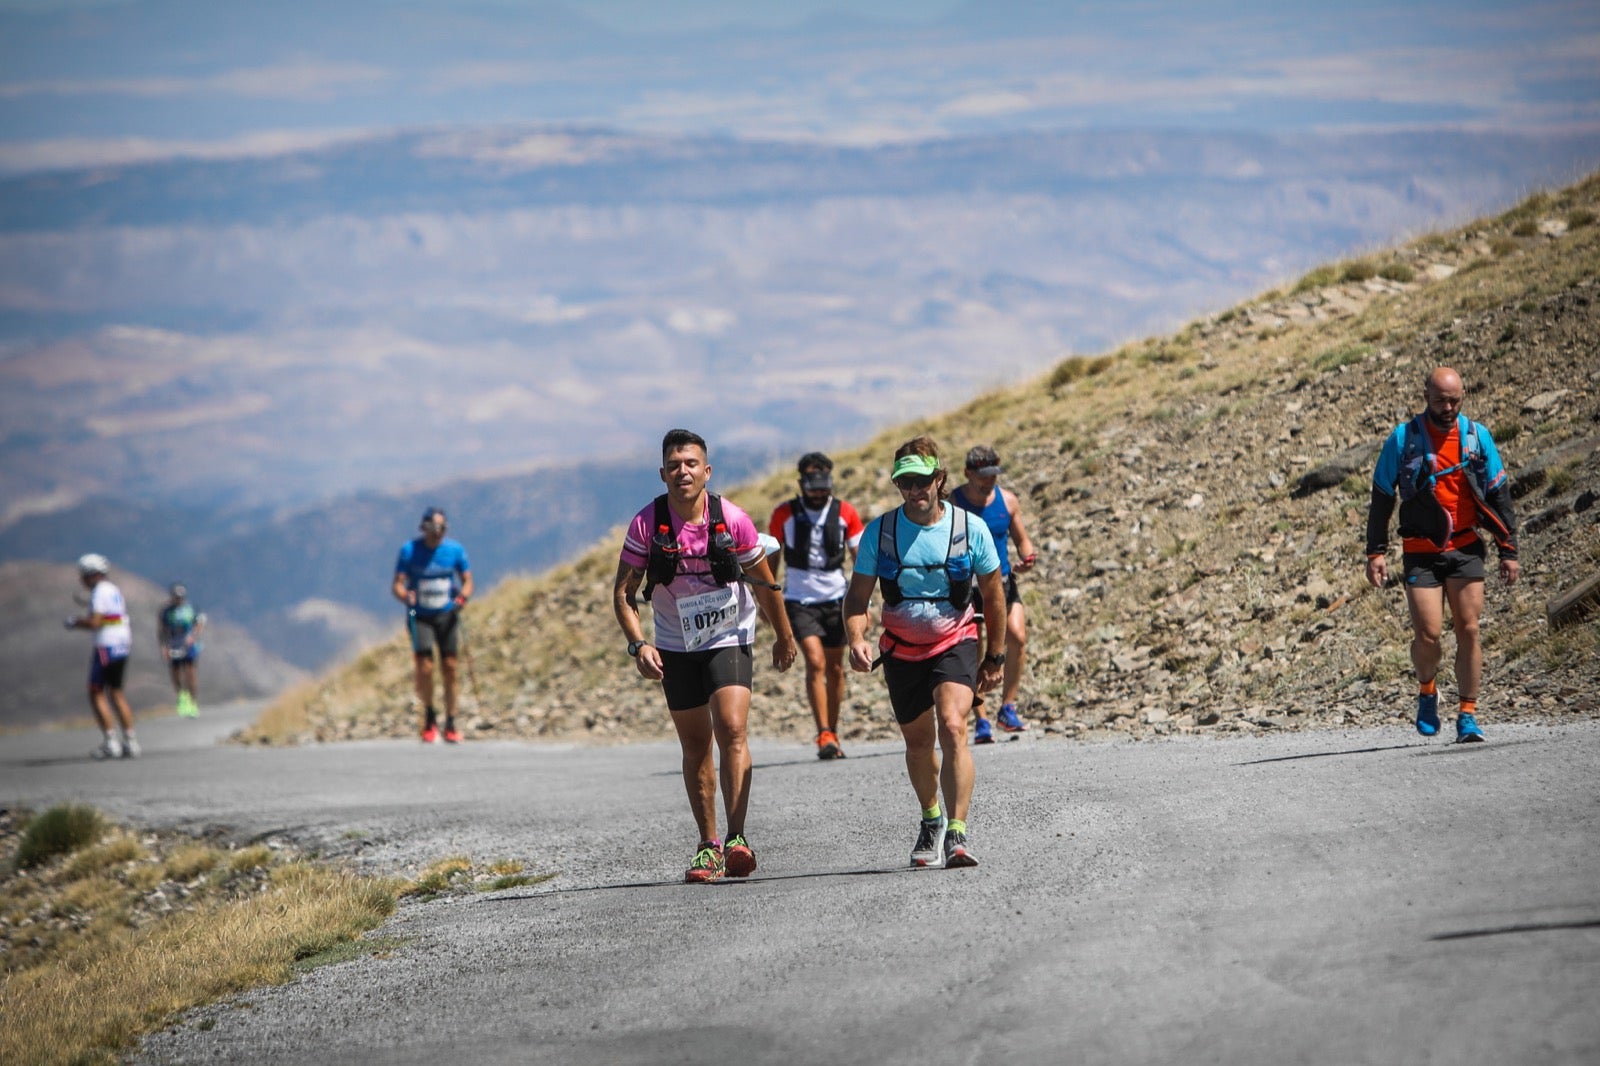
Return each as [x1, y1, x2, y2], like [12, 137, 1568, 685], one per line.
[89, 648, 129, 690]
[1404, 540, 1487, 588]
[882, 640, 978, 726]
[166, 644, 200, 664]
[785, 598, 846, 648]
[658, 644, 753, 711]
[972, 572, 1021, 613]
[409, 610, 461, 658]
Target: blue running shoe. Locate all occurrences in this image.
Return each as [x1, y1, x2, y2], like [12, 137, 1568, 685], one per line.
[974, 716, 994, 744]
[1415, 692, 1440, 736]
[1456, 713, 1485, 743]
[997, 703, 1028, 733]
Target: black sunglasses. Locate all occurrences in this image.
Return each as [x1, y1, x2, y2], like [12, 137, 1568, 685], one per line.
[894, 474, 936, 491]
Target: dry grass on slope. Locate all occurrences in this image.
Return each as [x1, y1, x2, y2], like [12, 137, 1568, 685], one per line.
[0, 807, 402, 1066]
[252, 174, 1600, 747]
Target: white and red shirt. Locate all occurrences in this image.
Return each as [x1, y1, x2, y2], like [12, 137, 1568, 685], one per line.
[768, 496, 865, 604]
[91, 580, 133, 657]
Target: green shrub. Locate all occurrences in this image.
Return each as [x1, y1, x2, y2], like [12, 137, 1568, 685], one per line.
[1500, 192, 1548, 223]
[1340, 259, 1377, 283]
[1568, 209, 1595, 229]
[1313, 344, 1372, 372]
[1292, 266, 1338, 294]
[1378, 262, 1415, 283]
[1490, 237, 1519, 257]
[1048, 353, 1117, 389]
[16, 805, 105, 869]
[1511, 220, 1537, 237]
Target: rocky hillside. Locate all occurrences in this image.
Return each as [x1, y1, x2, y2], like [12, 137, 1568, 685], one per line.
[251, 174, 1600, 746]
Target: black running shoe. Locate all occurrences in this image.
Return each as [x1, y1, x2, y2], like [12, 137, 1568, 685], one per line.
[943, 829, 978, 869]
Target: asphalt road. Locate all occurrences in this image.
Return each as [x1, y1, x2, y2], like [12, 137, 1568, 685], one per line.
[5, 706, 1598, 1066]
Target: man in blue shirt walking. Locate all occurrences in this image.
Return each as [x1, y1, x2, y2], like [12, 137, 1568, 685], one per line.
[392, 507, 474, 743]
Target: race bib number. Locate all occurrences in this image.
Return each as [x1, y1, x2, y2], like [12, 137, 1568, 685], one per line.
[417, 576, 452, 610]
[678, 586, 740, 651]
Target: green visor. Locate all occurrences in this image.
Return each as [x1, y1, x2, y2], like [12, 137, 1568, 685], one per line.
[891, 453, 941, 480]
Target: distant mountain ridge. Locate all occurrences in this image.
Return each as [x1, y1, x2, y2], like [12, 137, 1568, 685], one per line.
[0, 448, 779, 670]
[7, 127, 1593, 232]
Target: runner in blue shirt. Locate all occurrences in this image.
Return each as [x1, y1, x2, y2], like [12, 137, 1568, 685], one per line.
[158, 583, 206, 718]
[392, 507, 474, 743]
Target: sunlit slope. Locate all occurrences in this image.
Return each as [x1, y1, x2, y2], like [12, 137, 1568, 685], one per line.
[248, 174, 1600, 746]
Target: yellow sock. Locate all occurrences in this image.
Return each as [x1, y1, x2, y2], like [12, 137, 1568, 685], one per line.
[948, 819, 967, 836]
[922, 804, 941, 821]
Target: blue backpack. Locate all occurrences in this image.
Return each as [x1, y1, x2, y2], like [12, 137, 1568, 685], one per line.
[875, 507, 973, 609]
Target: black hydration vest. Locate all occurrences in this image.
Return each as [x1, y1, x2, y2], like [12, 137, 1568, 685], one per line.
[875, 506, 972, 610]
[782, 497, 846, 572]
[642, 493, 742, 600]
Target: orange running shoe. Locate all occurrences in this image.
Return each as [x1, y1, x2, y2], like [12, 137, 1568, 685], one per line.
[816, 730, 842, 760]
[421, 724, 440, 744]
[725, 834, 757, 877]
[443, 724, 462, 743]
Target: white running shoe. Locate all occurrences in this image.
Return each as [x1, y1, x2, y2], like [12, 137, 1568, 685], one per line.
[910, 815, 947, 868]
[93, 737, 124, 760]
[121, 735, 141, 758]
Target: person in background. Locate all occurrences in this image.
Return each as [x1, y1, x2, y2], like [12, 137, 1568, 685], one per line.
[67, 553, 139, 759]
[159, 583, 206, 717]
[393, 507, 474, 743]
[951, 445, 1037, 742]
[769, 452, 866, 759]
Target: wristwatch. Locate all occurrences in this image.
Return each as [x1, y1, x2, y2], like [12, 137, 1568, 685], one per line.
[627, 639, 649, 657]
[983, 652, 1006, 667]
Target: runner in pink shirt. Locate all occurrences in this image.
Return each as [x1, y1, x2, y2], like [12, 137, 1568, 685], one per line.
[613, 428, 798, 883]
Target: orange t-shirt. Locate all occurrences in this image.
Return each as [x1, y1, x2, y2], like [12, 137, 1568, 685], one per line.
[1402, 419, 1481, 554]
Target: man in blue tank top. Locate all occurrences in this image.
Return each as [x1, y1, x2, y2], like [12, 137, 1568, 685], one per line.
[393, 507, 474, 743]
[950, 445, 1038, 742]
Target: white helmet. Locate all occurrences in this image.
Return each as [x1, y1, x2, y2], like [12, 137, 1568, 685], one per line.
[77, 553, 110, 576]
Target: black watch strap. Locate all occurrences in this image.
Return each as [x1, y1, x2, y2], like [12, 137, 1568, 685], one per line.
[627, 639, 648, 657]
[983, 651, 1006, 667]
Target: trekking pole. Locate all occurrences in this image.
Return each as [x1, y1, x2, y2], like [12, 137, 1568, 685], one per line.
[458, 608, 485, 715]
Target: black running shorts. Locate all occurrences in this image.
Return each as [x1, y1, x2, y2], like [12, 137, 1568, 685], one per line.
[658, 644, 753, 711]
[882, 640, 978, 725]
[971, 572, 1022, 613]
[1403, 540, 1487, 588]
[784, 599, 847, 648]
[409, 610, 461, 657]
[88, 649, 128, 690]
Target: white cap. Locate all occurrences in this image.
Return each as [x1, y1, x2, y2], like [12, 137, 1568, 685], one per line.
[77, 553, 110, 576]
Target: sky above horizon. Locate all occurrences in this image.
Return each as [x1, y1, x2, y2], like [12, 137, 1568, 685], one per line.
[0, 0, 1597, 174]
